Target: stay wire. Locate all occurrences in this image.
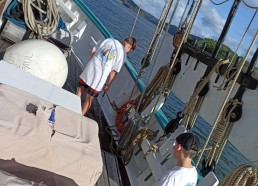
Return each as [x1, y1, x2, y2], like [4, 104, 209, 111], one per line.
[130, 0, 145, 37]
[178, 0, 191, 31]
[241, 0, 258, 9]
[216, 9, 257, 90]
[231, 9, 257, 64]
[152, 0, 181, 68]
[209, 0, 230, 6]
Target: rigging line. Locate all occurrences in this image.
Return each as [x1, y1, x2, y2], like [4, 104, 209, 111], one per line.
[216, 9, 256, 90]
[241, 0, 258, 9]
[187, 0, 202, 35]
[130, 0, 145, 37]
[196, 31, 258, 168]
[178, 0, 191, 31]
[134, 0, 176, 114]
[230, 9, 257, 65]
[143, 0, 203, 129]
[209, 0, 230, 6]
[151, 0, 181, 71]
[182, 0, 195, 29]
[128, 0, 172, 101]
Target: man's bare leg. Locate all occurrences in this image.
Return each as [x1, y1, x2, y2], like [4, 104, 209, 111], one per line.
[77, 86, 85, 97]
[82, 94, 94, 116]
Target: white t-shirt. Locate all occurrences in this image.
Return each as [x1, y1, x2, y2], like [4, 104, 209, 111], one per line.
[80, 38, 126, 91]
[155, 166, 198, 186]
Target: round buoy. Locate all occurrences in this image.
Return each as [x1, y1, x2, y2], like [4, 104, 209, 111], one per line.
[3, 39, 68, 87]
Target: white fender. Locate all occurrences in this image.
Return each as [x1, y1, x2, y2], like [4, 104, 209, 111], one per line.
[3, 39, 68, 87]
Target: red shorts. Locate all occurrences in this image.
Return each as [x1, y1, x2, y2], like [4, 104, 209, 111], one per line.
[78, 79, 100, 97]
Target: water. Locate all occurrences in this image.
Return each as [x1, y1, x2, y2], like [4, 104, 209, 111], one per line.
[83, 0, 250, 181]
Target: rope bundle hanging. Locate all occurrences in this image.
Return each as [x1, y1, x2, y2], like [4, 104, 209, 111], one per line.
[22, 0, 59, 37]
[196, 31, 258, 172]
[141, 0, 202, 136]
[200, 47, 258, 176]
[136, 66, 169, 113]
[128, 0, 175, 101]
[200, 98, 242, 176]
[219, 164, 258, 186]
[182, 59, 229, 130]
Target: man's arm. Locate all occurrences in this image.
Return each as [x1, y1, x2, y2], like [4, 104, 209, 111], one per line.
[103, 70, 117, 92]
[89, 48, 95, 57]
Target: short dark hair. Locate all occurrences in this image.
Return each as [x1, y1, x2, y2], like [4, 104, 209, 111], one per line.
[124, 37, 137, 51]
[176, 132, 199, 153]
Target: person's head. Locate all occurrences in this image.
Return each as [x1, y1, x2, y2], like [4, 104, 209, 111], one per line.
[122, 37, 137, 53]
[173, 132, 199, 161]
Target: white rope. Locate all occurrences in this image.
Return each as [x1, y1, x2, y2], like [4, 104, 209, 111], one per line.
[196, 31, 258, 167]
[143, 0, 203, 129]
[22, 0, 59, 37]
[182, 59, 228, 128]
[205, 99, 242, 167]
[219, 164, 258, 186]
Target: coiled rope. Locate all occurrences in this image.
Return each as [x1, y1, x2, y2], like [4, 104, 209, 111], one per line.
[122, 128, 156, 165]
[119, 0, 202, 165]
[196, 31, 258, 167]
[219, 164, 258, 186]
[22, 0, 59, 37]
[205, 99, 242, 167]
[141, 0, 202, 131]
[182, 59, 229, 129]
[136, 66, 169, 113]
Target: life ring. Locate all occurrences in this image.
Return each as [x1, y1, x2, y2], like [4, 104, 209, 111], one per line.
[115, 100, 136, 133]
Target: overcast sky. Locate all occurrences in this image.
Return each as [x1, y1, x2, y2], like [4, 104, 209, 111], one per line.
[132, 0, 258, 60]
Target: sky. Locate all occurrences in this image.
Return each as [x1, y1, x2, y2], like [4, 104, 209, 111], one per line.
[132, 0, 258, 61]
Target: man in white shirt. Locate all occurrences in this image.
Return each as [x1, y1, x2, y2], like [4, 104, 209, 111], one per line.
[77, 37, 137, 116]
[156, 132, 200, 186]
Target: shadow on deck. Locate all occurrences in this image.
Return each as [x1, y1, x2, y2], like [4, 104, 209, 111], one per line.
[87, 99, 131, 186]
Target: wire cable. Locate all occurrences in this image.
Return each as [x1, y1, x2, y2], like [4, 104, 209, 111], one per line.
[209, 0, 230, 6]
[241, 0, 258, 9]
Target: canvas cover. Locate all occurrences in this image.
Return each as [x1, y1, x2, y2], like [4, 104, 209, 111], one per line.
[0, 84, 103, 186]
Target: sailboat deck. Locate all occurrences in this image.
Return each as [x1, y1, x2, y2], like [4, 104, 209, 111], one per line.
[86, 99, 131, 186]
[0, 35, 131, 185]
[64, 50, 132, 186]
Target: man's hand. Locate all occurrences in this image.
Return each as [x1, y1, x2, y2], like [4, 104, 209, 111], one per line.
[103, 84, 110, 93]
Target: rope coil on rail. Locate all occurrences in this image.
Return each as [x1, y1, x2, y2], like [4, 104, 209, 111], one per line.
[219, 164, 258, 186]
[22, 0, 59, 37]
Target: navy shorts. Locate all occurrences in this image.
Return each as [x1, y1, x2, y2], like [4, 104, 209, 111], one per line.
[78, 79, 99, 97]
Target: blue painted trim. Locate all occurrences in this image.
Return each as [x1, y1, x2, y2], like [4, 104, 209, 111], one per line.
[74, 0, 168, 130]
[155, 110, 169, 129]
